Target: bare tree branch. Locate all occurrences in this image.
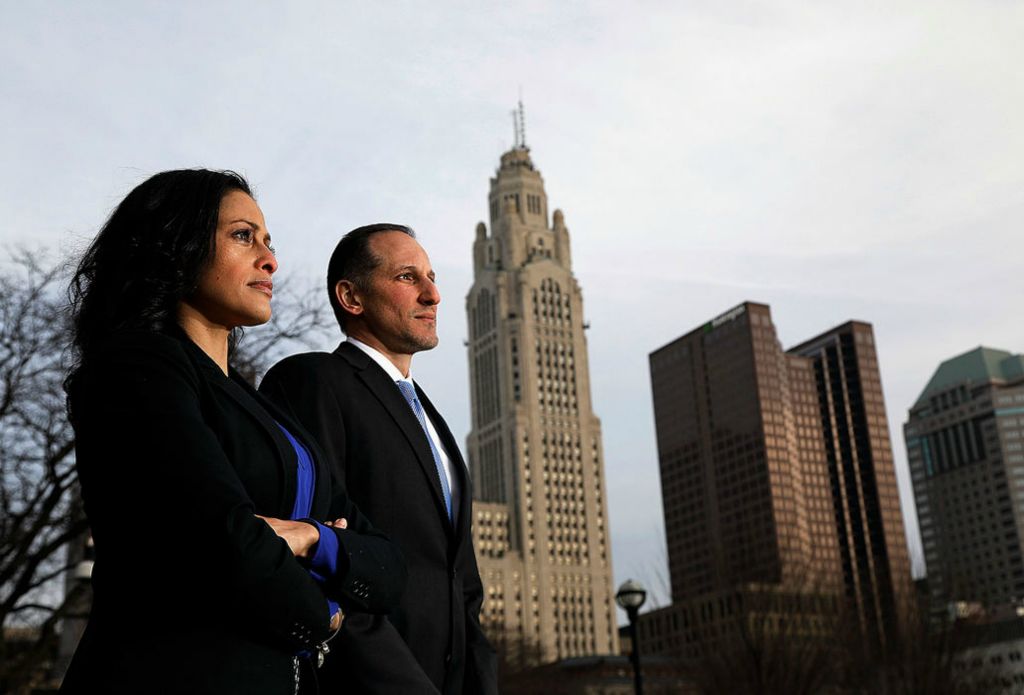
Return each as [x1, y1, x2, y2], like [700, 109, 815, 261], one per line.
[0, 249, 80, 692]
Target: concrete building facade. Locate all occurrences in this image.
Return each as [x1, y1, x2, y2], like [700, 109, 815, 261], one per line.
[465, 141, 618, 662]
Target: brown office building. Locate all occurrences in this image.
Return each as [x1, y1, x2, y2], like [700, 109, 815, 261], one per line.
[640, 302, 911, 657]
[904, 347, 1024, 618]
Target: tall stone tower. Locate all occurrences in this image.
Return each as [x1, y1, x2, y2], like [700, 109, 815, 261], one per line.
[466, 120, 619, 663]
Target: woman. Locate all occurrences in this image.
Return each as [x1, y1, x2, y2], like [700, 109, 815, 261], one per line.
[61, 169, 406, 693]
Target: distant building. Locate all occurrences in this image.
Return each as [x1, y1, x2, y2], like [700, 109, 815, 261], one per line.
[953, 612, 1024, 693]
[466, 126, 618, 662]
[904, 347, 1024, 617]
[633, 583, 842, 662]
[642, 301, 912, 657]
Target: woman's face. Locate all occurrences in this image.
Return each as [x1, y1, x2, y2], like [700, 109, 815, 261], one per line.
[183, 190, 278, 330]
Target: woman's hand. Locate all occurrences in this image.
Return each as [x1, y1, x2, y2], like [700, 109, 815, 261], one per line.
[255, 515, 320, 558]
[323, 518, 347, 529]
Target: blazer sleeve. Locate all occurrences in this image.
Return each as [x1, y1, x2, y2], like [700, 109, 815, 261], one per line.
[72, 333, 333, 652]
[309, 493, 407, 614]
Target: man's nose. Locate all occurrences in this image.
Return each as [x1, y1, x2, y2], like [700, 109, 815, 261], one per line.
[420, 279, 441, 305]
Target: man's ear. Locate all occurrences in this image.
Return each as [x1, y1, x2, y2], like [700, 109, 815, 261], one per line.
[335, 280, 364, 317]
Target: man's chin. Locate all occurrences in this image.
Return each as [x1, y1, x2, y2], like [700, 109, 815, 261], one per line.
[399, 334, 439, 354]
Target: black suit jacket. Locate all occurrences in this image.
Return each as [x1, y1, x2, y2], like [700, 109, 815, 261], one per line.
[260, 342, 498, 695]
[61, 331, 406, 694]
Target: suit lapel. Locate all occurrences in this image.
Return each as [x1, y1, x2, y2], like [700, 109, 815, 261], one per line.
[181, 340, 297, 516]
[336, 343, 453, 534]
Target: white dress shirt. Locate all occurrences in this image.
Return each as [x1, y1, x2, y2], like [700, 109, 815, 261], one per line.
[346, 337, 460, 521]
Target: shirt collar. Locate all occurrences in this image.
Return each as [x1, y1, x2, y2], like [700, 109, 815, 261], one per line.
[346, 337, 411, 383]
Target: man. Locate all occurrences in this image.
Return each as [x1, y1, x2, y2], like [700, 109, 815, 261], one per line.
[260, 224, 497, 695]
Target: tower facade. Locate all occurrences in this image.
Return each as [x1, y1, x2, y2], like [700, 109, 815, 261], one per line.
[466, 143, 619, 662]
[904, 347, 1024, 617]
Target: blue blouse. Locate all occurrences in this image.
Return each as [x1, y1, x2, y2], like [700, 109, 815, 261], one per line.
[276, 422, 340, 621]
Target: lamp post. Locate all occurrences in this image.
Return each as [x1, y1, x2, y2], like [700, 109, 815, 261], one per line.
[616, 579, 647, 695]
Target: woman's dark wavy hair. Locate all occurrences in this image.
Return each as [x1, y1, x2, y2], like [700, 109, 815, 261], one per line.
[66, 168, 251, 387]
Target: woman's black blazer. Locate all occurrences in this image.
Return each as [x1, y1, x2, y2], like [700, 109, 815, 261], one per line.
[60, 330, 406, 694]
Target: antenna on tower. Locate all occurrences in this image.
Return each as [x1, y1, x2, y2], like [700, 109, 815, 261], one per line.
[517, 95, 527, 149]
[511, 92, 527, 150]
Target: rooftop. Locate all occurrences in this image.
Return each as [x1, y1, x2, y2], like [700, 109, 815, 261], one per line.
[914, 346, 1024, 409]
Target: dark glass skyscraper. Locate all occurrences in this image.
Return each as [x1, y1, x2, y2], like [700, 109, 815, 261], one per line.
[790, 320, 913, 644]
[643, 302, 911, 654]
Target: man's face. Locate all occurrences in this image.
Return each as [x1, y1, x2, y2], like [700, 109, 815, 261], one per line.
[356, 230, 440, 357]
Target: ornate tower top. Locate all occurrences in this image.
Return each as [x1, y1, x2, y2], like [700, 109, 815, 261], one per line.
[475, 123, 573, 273]
[498, 147, 535, 172]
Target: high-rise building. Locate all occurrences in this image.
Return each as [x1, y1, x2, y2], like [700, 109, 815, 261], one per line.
[790, 320, 914, 644]
[650, 302, 843, 599]
[904, 347, 1024, 617]
[465, 132, 619, 662]
[640, 302, 911, 657]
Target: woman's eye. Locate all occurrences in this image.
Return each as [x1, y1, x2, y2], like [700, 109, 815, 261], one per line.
[232, 228, 254, 243]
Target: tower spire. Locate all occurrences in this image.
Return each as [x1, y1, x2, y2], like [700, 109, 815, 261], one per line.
[518, 98, 526, 149]
[511, 96, 527, 150]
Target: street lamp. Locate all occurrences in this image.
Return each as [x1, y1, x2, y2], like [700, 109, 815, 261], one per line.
[616, 579, 647, 695]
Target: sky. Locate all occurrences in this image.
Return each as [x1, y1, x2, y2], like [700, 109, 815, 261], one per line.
[3, 1, 1022, 613]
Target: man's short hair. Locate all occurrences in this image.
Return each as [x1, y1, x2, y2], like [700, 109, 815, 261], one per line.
[327, 223, 415, 329]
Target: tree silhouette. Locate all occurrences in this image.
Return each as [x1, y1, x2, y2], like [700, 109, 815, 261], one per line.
[0, 251, 85, 693]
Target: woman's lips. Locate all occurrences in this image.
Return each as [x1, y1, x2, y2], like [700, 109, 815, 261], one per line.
[249, 281, 274, 297]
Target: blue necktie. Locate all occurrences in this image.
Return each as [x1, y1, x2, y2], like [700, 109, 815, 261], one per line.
[396, 380, 453, 522]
